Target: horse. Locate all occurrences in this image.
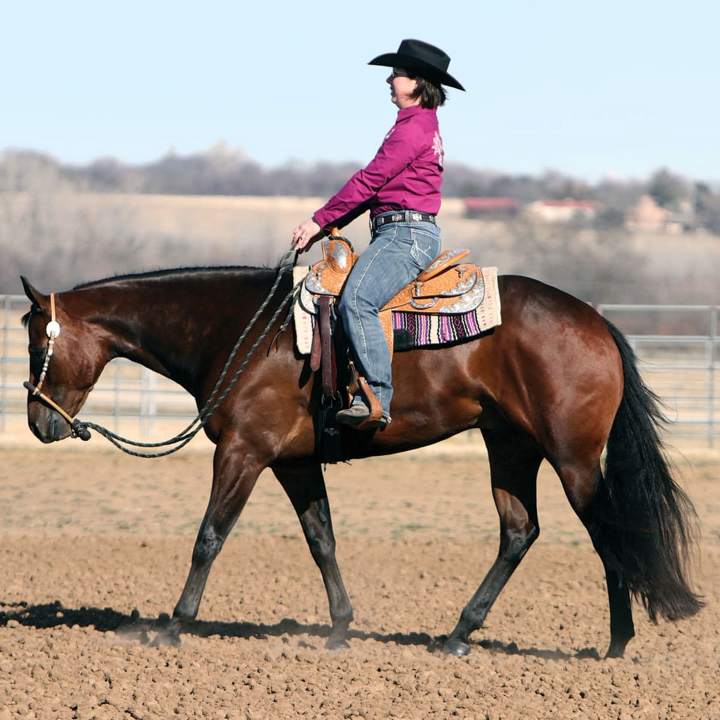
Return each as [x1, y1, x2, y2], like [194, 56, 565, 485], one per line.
[20, 262, 702, 657]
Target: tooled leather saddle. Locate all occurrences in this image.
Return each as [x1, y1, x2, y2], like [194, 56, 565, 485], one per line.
[300, 229, 488, 433]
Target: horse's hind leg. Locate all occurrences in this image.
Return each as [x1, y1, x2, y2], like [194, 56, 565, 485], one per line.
[555, 460, 635, 658]
[272, 460, 354, 649]
[172, 436, 263, 626]
[443, 427, 542, 656]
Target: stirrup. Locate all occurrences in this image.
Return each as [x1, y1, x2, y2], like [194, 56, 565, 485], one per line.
[335, 404, 370, 426]
[335, 404, 391, 430]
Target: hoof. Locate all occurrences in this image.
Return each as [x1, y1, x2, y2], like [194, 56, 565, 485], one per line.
[325, 635, 350, 651]
[150, 616, 184, 648]
[443, 637, 471, 657]
[605, 642, 627, 659]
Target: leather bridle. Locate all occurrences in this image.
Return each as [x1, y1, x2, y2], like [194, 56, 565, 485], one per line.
[23, 293, 91, 440]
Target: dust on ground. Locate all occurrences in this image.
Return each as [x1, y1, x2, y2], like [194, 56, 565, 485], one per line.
[0, 445, 718, 719]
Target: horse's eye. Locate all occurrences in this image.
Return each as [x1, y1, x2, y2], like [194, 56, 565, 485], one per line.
[28, 347, 46, 374]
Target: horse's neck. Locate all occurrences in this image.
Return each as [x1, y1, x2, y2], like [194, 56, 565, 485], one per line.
[78, 281, 228, 392]
[73, 270, 277, 395]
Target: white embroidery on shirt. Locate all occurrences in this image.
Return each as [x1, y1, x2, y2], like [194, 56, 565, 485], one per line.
[432, 131, 444, 168]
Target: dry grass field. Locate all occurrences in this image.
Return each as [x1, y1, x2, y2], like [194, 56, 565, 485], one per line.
[2, 192, 719, 302]
[0, 442, 718, 719]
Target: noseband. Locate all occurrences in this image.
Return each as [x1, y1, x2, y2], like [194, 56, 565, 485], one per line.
[23, 293, 91, 440]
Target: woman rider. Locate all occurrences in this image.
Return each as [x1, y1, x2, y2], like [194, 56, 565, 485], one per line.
[291, 39, 464, 429]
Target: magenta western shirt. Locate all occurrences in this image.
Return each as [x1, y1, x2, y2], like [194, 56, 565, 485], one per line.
[312, 105, 444, 229]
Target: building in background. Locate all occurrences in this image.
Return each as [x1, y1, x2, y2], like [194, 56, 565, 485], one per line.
[463, 197, 520, 219]
[625, 194, 683, 234]
[524, 199, 598, 223]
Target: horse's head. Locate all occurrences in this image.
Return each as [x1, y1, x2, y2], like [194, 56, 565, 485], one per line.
[21, 277, 112, 443]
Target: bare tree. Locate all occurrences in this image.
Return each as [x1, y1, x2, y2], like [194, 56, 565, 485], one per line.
[648, 168, 691, 210]
[506, 220, 654, 304]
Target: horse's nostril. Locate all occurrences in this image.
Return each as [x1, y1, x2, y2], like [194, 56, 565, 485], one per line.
[48, 414, 70, 442]
[29, 419, 52, 444]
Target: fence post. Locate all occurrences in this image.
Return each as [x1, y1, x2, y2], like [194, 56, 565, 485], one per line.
[0, 296, 9, 434]
[710, 306, 717, 448]
[140, 367, 157, 437]
[113, 363, 120, 432]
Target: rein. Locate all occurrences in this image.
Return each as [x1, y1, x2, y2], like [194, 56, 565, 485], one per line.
[24, 249, 299, 458]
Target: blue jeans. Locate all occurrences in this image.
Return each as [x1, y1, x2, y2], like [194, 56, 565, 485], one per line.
[338, 216, 441, 417]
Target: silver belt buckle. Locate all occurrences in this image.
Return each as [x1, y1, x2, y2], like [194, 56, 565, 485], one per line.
[411, 212, 421, 222]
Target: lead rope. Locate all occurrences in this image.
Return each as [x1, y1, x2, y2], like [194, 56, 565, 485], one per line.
[27, 249, 299, 458]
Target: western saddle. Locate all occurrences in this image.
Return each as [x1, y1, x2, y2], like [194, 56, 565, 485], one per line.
[300, 229, 487, 431]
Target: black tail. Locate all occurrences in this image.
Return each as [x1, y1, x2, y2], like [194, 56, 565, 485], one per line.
[591, 320, 703, 622]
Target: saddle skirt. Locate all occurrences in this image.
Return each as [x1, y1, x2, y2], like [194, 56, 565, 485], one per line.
[294, 235, 501, 356]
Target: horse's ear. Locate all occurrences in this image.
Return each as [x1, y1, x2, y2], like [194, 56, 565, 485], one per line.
[20, 276, 48, 306]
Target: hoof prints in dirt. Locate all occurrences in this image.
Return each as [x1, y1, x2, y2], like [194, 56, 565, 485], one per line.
[1, 451, 718, 718]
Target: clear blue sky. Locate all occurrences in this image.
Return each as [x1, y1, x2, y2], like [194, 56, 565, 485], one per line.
[2, 0, 717, 181]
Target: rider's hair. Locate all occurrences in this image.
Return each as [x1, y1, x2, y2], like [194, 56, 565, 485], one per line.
[410, 75, 447, 108]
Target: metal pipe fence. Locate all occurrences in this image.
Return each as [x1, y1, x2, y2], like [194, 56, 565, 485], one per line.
[597, 304, 719, 448]
[1, 295, 718, 446]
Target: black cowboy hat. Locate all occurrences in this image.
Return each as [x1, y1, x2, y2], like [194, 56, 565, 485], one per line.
[368, 39, 465, 91]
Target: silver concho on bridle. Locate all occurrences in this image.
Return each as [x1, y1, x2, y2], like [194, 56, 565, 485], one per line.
[46, 319, 61, 339]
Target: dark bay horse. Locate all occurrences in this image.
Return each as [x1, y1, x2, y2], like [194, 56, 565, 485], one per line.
[20, 264, 702, 657]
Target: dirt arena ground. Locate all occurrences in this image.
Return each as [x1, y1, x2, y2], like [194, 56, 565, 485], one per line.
[0, 442, 718, 719]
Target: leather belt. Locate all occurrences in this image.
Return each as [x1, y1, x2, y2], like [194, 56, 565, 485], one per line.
[372, 210, 436, 231]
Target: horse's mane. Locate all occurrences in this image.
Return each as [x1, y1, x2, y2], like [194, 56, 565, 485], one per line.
[20, 264, 281, 326]
[72, 264, 274, 290]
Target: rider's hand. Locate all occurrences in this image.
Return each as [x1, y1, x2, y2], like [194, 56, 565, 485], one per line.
[291, 218, 322, 251]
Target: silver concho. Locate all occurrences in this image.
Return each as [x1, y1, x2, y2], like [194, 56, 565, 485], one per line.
[46, 320, 61, 339]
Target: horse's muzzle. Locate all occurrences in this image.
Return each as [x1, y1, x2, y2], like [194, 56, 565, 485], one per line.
[28, 407, 72, 443]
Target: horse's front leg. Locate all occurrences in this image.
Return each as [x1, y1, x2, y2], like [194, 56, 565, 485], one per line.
[272, 460, 354, 649]
[170, 434, 264, 631]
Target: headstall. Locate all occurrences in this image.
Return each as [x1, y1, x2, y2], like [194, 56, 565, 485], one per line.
[23, 293, 91, 440]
